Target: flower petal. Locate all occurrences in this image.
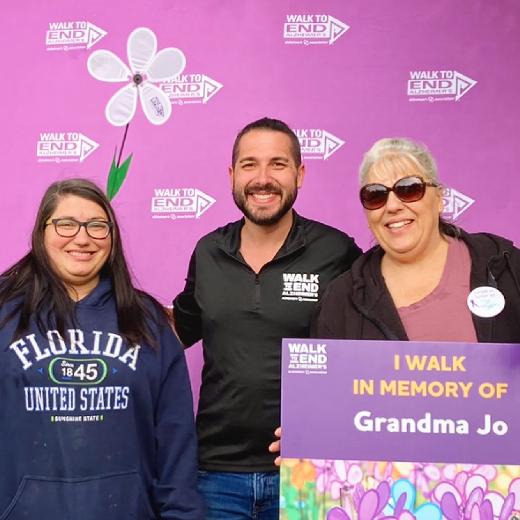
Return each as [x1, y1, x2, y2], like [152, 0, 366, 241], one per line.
[499, 493, 515, 520]
[316, 472, 328, 494]
[466, 487, 484, 517]
[348, 464, 363, 486]
[415, 503, 442, 520]
[87, 50, 131, 82]
[105, 83, 137, 126]
[333, 461, 348, 482]
[469, 503, 480, 520]
[465, 475, 487, 499]
[508, 478, 520, 509]
[394, 490, 408, 516]
[474, 466, 497, 481]
[484, 492, 504, 518]
[424, 465, 442, 481]
[376, 481, 391, 515]
[138, 83, 171, 125]
[443, 464, 457, 480]
[127, 27, 157, 73]
[433, 482, 462, 505]
[440, 492, 461, 520]
[455, 471, 469, 494]
[330, 481, 342, 501]
[146, 47, 186, 81]
[481, 501, 494, 520]
[391, 480, 415, 512]
[327, 507, 351, 520]
[358, 489, 379, 520]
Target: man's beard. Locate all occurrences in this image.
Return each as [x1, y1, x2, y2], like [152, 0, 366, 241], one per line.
[232, 181, 298, 226]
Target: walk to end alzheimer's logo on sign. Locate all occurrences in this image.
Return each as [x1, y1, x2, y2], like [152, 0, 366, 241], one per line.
[151, 188, 215, 219]
[46, 22, 107, 51]
[36, 132, 99, 163]
[280, 339, 520, 519]
[407, 70, 477, 102]
[159, 73, 223, 105]
[295, 129, 345, 160]
[283, 15, 349, 45]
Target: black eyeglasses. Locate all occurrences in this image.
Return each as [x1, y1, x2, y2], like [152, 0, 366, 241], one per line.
[45, 218, 112, 239]
[359, 175, 439, 210]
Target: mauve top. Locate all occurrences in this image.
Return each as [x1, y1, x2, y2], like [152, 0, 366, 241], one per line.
[397, 238, 478, 342]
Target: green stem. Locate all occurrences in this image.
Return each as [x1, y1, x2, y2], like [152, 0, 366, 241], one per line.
[116, 123, 130, 167]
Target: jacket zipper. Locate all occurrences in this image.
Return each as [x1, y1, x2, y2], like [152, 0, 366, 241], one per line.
[254, 274, 261, 307]
[218, 242, 306, 309]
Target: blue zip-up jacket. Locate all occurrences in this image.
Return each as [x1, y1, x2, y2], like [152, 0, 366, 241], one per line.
[0, 278, 204, 519]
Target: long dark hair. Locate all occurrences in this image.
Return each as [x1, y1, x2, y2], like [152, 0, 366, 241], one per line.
[0, 178, 169, 347]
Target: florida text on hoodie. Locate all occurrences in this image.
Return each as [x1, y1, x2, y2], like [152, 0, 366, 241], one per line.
[0, 278, 204, 519]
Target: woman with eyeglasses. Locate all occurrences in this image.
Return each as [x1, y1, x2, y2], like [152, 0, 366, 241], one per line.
[312, 137, 520, 342]
[0, 179, 204, 519]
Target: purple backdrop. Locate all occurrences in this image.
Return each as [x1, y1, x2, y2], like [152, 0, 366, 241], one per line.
[2, 0, 519, 401]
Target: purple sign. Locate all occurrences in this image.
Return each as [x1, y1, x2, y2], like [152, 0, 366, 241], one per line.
[281, 339, 520, 465]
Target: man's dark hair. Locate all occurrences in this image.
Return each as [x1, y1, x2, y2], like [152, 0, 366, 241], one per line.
[231, 117, 302, 167]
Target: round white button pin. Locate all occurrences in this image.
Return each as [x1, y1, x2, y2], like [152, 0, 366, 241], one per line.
[467, 286, 505, 318]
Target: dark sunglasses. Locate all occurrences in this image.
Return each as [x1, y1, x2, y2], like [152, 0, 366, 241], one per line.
[359, 175, 439, 210]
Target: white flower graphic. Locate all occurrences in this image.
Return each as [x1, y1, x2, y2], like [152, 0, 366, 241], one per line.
[87, 27, 185, 126]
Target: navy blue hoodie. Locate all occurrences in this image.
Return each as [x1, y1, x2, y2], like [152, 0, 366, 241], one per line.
[0, 278, 204, 519]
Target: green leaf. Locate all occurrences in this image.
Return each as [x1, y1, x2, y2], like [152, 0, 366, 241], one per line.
[106, 156, 117, 198]
[286, 509, 301, 520]
[283, 485, 299, 508]
[106, 153, 133, 200]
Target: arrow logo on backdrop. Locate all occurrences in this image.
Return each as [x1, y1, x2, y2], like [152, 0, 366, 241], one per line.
[195, 190, 216, 217]
[79, 134, 100, 162]
[328, 16, 350, 45]
[86, 23, 107, 49]
[202, 76, 223, 103]
[454, 71, 477, 101]
[442, 187, 475, 220]
[322, 131, 345, 160]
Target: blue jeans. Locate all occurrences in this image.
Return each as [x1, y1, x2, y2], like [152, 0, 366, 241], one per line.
[197, 470, 279, 519]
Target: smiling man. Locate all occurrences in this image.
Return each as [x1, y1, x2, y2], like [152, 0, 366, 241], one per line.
[173, 117, 361, 519]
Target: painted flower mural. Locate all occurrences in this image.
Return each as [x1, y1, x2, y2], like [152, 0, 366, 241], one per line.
[87, 27, 186, 198]
[384, 479, 442, 520]
[325, 478, 441, 520]
[280, 460, 520, 520]
[433, 470, 519, 520]
[392, 462, 442, 497]
[314, 460, 363, 500]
